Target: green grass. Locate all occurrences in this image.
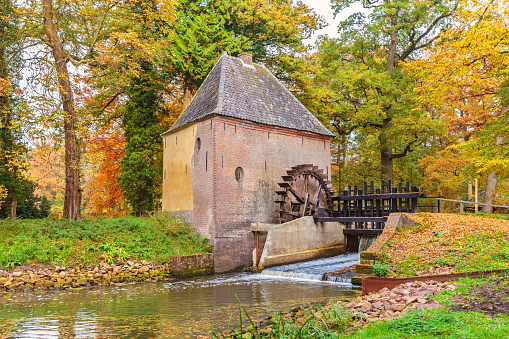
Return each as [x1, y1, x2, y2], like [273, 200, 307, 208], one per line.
[0, 214, 212, 269]
[342, 308, 509, 339]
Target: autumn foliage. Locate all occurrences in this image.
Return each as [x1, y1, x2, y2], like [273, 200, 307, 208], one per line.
[381, 213, 509, 276]
[83, 123, 127, 215]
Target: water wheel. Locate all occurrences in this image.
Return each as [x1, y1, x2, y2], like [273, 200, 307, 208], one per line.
[275, 164, 334, 223]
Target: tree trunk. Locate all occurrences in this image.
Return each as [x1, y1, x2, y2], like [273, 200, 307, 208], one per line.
[43, 0, 81, 220]
[182, 78, 193, 111]
[380, 118, 393, 180]
[9, 193, 16, 220]
[379, 16, 399, 180]
[481, 105, 508, 212]
[482, 172, 497, 213]
[387, 29, 398, 73]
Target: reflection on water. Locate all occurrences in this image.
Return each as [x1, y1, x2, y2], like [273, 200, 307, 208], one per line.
[0, 272, 359, 338]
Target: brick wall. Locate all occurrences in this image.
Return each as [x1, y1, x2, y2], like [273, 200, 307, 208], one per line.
[191, 120, 215, 239]
[209, 116, 331, 272]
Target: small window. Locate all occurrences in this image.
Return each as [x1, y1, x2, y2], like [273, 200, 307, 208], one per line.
[235, 167, 244, 182]
[195, 138, 201, 151]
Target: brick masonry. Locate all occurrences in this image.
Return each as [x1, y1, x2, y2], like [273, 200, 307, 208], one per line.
[191, 116, 331, 272]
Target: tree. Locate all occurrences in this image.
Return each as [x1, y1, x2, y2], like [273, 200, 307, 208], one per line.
[1, 0, 28, 219]
[119, 65, 164, 215]
[408, 0, 509, 208]
[83, 122, 127, 214]
[20, 0, 166, 219]
[17, 0, 129, 219]
[317, 0, 459, 180]
[167, 0, 324, 109]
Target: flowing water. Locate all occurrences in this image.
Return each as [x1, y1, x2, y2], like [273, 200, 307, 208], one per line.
[260, 253, 360, 282]
[0, 257, 360, 339]
[359, 235, 377, 253]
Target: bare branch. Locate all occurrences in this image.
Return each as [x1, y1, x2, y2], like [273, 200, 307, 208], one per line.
[67, 3, 114, 67]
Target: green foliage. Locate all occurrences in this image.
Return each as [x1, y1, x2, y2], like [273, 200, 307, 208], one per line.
[167, 0, 246, 91]
[119, 66, 164, 215]
[0, 180, 50, 219]
[372, 262, 390, 277]
[0, 215, 212, 269]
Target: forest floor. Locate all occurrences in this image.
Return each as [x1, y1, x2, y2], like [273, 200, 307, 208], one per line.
[376, 212, 509, 277]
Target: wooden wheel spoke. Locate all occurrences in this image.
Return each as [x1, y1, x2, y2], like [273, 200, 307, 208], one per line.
[276, 164, 332, 223]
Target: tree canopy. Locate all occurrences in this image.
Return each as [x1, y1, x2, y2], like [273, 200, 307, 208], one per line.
[1, 0, 508, 217]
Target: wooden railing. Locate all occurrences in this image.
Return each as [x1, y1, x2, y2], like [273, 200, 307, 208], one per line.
[314, 180, 425, 234]
[437, 198, 509, 213]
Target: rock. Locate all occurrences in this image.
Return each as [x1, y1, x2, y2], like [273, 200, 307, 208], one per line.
[77, 278, 88, 286]
[417, 298, 427, 304]
[3, 277, 13, 287]
[44, 280, 54, 288]
[402, 296, 418, 304]
[445, 285, 456, 291]
[59, 272, 66, 279]
[12, 271, 23, 277]
[390, 303, 406, 312]
[140, 266, 150, 273]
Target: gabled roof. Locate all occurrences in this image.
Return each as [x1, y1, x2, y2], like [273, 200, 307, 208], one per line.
[164, 53, 334, 137]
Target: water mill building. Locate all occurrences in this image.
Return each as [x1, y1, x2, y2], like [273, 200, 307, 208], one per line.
[161, 52, 334, 272]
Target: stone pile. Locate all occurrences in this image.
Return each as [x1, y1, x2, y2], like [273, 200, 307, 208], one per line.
[345, 280, 455, 321]
[415, 263, 456, 276]
[0, 260, 172, 292]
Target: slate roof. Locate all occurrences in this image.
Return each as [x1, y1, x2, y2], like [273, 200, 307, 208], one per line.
[164, 53, 334, 137]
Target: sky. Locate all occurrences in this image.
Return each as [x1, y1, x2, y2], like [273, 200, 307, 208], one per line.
[299, 0, 367, 43]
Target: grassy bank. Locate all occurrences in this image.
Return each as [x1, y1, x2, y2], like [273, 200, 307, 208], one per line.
[0, 214, 212, 269]
[219, 275, 509, 338]
[375, 213, 509, 277]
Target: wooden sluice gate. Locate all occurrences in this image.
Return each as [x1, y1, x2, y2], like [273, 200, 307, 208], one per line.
[313, 180, 426, 235]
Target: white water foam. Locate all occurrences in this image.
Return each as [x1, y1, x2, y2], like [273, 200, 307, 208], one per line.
[259, 253, 360, 283]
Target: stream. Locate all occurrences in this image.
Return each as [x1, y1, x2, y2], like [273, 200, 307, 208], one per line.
[0, 254, 361, 338]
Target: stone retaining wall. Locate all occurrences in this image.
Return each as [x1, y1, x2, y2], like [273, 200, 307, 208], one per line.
[353, 213, 416, 284]
[170, 253, 214, 277]
[253, 216, 346, 270]
[0, 253, 214, 293]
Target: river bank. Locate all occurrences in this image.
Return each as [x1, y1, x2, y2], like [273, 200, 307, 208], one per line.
[222, 274, 509, 338]
[0, 215, 212, 270]
[0, 215, 214, 292]
[0, 252, 214, 292]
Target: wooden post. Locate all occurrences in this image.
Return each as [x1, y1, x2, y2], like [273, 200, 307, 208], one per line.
[255, 231, 260, 268]
[460, 202, 464, 214]
[475, 178, 479, 213]
[468, 182, 472, 199]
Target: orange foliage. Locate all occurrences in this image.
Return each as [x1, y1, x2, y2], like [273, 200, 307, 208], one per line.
[418, 148, 471, 199]
[386, 213, 509, 267]
[27, 144, 65, 202]
[83, 122, 127, 214]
